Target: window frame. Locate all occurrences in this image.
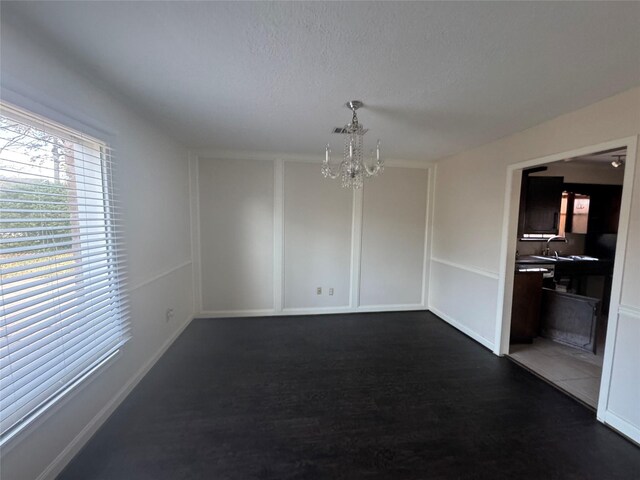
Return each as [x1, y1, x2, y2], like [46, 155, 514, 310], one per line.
[0, 100, 128, 447]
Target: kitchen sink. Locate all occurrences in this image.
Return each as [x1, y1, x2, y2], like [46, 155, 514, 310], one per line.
[530, 255, 574, 262]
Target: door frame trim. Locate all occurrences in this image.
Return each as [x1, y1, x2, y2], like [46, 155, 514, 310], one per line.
[493, 135, 638, 426]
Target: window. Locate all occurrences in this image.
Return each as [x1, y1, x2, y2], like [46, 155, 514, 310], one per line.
[0, 102, 128, 442]
[559, 191, 590, 236]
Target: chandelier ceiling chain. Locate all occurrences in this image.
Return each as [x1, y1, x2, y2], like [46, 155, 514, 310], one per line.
[322, 100, 383, 189]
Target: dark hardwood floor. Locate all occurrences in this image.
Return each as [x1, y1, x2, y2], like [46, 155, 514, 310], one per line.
[58, 312, 640, 479]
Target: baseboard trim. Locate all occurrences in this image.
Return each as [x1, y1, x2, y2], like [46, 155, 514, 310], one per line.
[197, 304, 427, 318]
[36, 314, 194, 480]
[428, 306, 495, 351]
[602, 410, 640, 446]
[281, 306, 353, 315]
[197, 309, 278, 318]
[356, 304, 425, 312]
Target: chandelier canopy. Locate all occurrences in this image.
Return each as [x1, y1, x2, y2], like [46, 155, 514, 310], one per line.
[322, 100, 383, 188]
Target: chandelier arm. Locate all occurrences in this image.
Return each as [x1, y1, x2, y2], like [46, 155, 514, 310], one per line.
[322, 144, 341, 179]
[363, 163, 382, 177]
[322, 164, 341, 179]
[363, 140, 383, 177]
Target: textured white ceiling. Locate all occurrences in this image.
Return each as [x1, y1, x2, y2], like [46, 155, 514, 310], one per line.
[2, 1, 640, 162]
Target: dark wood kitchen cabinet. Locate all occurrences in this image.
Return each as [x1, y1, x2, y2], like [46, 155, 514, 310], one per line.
[518, 176, 564, 236]
[510, 270, 543, 343]
[587, 185, 623, 234]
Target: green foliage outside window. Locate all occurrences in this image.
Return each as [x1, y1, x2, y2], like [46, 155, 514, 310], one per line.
[0, 180, 73, 251]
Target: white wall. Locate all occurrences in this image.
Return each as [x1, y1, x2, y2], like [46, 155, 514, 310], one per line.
[197, 157, 431, 316]
[360, 167, 428, 306]
[0, 20, 195, 480]
[430, 86, 640, 442]
[283, 162, 353, 309]
[199, 159, 274, 312]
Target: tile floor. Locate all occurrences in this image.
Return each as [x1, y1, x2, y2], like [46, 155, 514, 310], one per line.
[509, 337, 604, 408]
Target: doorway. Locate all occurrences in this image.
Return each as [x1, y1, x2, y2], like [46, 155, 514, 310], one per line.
[495, 137, 637, 418]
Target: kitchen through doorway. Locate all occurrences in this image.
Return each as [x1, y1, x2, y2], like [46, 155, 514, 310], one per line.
[506, 147, 626, 409]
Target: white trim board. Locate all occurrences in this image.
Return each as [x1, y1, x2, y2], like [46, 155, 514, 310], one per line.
[35, 314, 194, 480]
[197, 304, 427, 319]
[618, 304, 640, 318]
[194, 148, 434, 169]
[273, 158, 285, 312]
[431, 257, 500, 280]
[129, 260, 193, 292]
[428, 306, 495, 351]
[356, 303, 425, 313]
[349, 185, 364, 309]
[188, 151, 203, 314]
[197, 309, 279, 319]
[282, 306, 353, 315]
[427, 164, 438, 310]
[602, 411, 640, 447]
[421, 167, 436, 306]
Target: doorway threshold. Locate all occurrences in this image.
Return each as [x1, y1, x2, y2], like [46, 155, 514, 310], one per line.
[507, 338, 603, 410]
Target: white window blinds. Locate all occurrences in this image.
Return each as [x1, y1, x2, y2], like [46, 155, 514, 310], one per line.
[0, 102, 129, 442]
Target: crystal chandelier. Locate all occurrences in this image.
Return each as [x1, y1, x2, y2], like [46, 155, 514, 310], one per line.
[322, 100, 383, 189]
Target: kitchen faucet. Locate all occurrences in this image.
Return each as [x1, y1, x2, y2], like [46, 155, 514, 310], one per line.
[544, 235, 568, 256]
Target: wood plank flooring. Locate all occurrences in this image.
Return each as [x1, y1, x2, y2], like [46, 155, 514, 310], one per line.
[57, 312, 640, 479]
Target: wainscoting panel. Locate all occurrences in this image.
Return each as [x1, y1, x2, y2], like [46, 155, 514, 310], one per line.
[196, 158, 433, 316]
[428, 259, 498, 350]
[603, 307, 640, 444]
[360, 167, 428, 306]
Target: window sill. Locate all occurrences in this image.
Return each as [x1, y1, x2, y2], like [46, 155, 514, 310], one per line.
[0, 348, 123, 453]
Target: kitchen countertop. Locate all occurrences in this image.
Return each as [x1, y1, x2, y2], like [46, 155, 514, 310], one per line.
[516, 255, 560, 265]
[516, 255, 609, 264]
[515, 255, 614, 275]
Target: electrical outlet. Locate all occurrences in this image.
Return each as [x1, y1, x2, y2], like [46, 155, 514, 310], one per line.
[165, 308, 174, 322]
[316, 287, 322, 295]
[329, 288, 334, 296]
